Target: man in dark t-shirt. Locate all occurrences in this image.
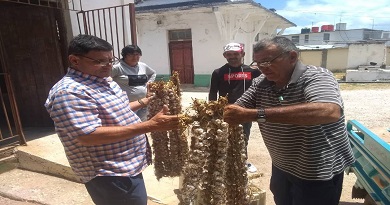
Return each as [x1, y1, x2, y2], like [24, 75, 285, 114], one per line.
[209, 42, 261, 173]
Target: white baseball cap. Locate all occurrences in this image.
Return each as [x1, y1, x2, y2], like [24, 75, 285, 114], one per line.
[223, 43, 243, 53]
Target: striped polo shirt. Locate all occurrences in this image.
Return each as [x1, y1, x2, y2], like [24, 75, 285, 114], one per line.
[236, 61, 355, 180]
[45, 68, 151, 183]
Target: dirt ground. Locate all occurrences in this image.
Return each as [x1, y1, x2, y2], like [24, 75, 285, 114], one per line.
[246, 126, 366, 205]
[245, 88, 390, 205]
[148, 87, 390, 205]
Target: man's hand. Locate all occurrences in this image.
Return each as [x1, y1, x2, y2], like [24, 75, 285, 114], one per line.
[148, 105, 180, 131]
[223, 104, 257, 125]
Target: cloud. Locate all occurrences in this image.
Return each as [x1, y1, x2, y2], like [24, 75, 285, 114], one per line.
[276, 0, 390, 34]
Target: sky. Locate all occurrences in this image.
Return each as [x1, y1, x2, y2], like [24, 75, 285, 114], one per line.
[255, 0, 390, 35]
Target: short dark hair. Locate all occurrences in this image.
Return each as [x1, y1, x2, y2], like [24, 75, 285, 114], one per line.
[68, 34, 113, 56]
[254, 36, 298, 53]
[121, 45, 142, 58]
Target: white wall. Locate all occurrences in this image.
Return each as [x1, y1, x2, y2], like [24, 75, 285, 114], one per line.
[137, 9, 286, 76]
[285, 30, 377, 46]
[346, 69, 390, 82]
[69, 0, 126, 36]
[331, 30, 364, 43]
[347, 43, 386, 69]
[136, 11, 223, 75]
[307, 33, 327, 45]
[68, 0, 134, 57]
[65, 1, 292, 78]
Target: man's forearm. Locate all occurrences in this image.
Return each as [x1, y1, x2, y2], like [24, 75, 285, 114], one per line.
[77, 121, 156, 146]
[265, 102, 341, 125]
[130, 97, 148, 111]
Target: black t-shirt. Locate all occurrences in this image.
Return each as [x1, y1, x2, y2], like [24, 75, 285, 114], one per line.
[209, 64, 261, 104]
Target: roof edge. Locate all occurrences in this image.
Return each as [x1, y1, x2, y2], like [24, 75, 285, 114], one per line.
[135, 0, 296, 27]
[136, 0, 228, 12]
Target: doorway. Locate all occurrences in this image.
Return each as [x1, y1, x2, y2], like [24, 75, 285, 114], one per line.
[0, 2, 67, 128]
[168, 30, 194, 84]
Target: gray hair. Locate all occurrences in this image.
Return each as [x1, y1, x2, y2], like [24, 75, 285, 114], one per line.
[253, 36, 298, 53]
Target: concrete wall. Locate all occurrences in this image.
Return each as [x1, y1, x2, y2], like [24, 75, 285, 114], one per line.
[299, 50, 322, 67]
[284, 29, 386, 46]
[64, 1, 294, 86]
[68, 0, 134, 57]
[307, 33, 326, 45]
[387, 47, 390, 66]
[137, 10, 223, 78]
[347, 43, 386, 69]
[346, 69, 390, 82]
[299, 44, 386, 72]
[299, 48, 349, 71]
[327, 48, 348, 71]
[69, 0, 133, 36]
[330, 30, 364, 44]
[135, 4, 291, 86]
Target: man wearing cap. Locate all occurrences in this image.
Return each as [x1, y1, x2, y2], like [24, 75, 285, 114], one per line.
[209, 42, 261, 173]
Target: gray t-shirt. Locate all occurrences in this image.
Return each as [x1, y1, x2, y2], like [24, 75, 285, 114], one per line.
[112, 60, 156, 101]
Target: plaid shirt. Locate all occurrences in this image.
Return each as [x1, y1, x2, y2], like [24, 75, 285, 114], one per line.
[45, 68, 151, 183]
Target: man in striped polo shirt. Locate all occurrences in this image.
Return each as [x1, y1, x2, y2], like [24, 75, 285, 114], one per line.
[223, 36, 355, 205]
[45, 34, 179, 205]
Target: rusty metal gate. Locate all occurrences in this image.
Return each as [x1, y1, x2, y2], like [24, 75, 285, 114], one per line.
[0, 42, 26, 148]
[76, 3, 137, 58]
[0, 1, 137, 154]
[0, 33, 26, 157]
[0, 0, 80, 153]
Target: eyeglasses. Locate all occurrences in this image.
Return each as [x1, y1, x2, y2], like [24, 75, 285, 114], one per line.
[77, 55, 119, 67]
[252, 51, 290, 68]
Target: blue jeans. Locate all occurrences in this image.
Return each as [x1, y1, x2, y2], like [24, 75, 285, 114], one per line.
[85, 174, 147, 205]
[270, 165, 344, 205]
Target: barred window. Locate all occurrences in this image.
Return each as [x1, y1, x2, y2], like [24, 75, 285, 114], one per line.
[169, 29, 192, 41]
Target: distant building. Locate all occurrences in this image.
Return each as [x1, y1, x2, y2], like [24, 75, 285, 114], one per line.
[282, 23, 390, 46]
[133, 0, 295, 86]
[67, 0, 296, 86]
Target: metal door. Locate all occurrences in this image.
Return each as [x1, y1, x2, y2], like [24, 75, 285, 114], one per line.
[0, 2, 67, 129]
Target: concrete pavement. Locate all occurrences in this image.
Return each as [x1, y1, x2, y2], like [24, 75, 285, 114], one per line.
[0, 87, 210, 205]
[0, 87, 266, 205]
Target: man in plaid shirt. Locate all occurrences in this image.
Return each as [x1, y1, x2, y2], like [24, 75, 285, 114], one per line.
[45, 34, 179, 205]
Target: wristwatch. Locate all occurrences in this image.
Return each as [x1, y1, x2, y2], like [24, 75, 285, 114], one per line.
[257, 108, 266, 123]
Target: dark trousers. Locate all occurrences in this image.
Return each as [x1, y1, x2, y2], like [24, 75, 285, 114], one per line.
[270, 165, 344, 205]
[242, 122, 252, 146]
[242, 122, 252, 157]
[85, 174, 147, 205]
